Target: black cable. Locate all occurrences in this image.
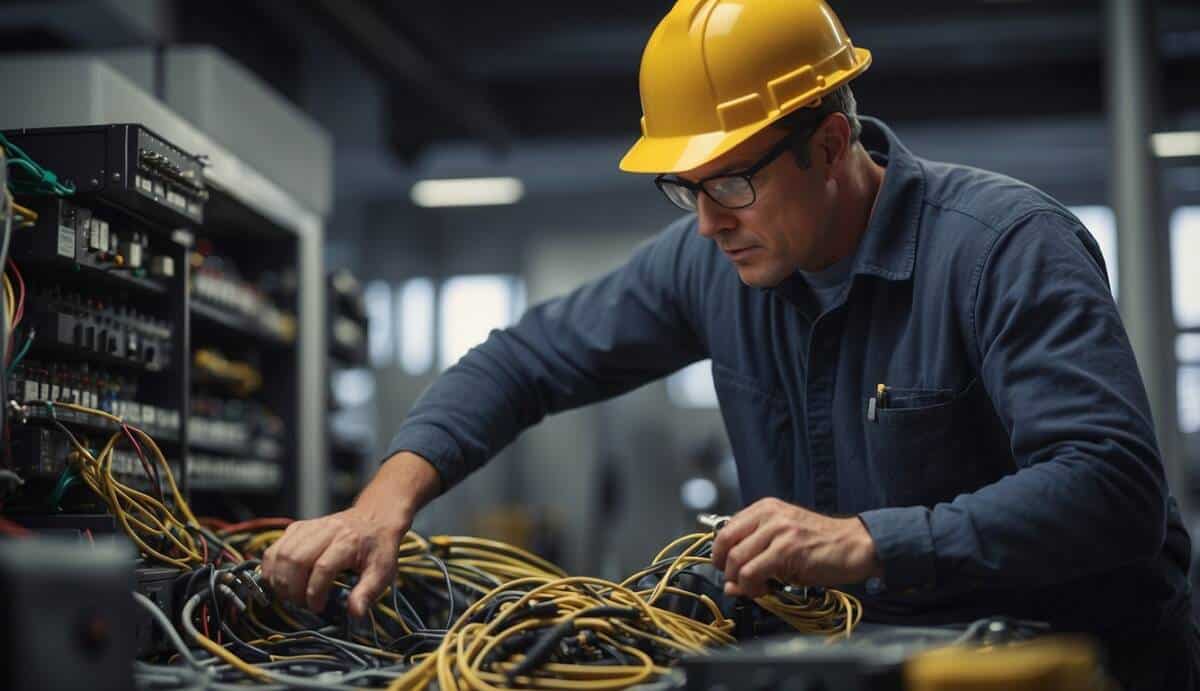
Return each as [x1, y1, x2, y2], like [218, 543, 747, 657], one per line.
[390, 584, 426, 632]
[367, 606, 383, 653]
[424, 554, 456, 626]
[205, 566, 271, 662]
[405, 570, 459, 629]
[505, 606, 641, 682]
[207, 565, 226, 635]
[477, 590, 528, 625]
[446, 561, 504, 590]
[35, 401, 85, 453]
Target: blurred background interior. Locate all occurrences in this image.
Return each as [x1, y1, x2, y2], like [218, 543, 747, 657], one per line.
[1, 0, 1198, 584]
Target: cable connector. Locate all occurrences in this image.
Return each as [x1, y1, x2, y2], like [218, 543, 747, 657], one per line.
[697, 513, 730, 532]
[6, 399, 26, 424]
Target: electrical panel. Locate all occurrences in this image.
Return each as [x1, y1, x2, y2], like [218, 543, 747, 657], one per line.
[2, 123, 307, 523]
[2, 125, 191, 520]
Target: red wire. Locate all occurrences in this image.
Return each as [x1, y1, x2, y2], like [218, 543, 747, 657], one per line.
[199, 517, 232, 531]
[122, 424, 164, 505]
[8, 258, 25, 327]
[0, 517, 31, 537]
[83, 528, 95, 546]
[201, 603, 211, 638]
[217, 517, 294, 535]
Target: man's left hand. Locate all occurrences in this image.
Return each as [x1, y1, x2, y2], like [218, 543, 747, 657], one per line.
[710, 497, 882, 598]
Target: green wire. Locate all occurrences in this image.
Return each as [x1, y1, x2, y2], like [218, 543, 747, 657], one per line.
[0, 131, 74, 196]
[6, 329, 34, 377]
[0, 132, 37, 167]
[49, 465, 78, 512]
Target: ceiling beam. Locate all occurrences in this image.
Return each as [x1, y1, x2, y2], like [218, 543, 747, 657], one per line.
[301, 0, 512, 152]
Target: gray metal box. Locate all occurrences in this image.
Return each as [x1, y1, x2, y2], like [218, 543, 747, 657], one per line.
[0, 538, 136, 691]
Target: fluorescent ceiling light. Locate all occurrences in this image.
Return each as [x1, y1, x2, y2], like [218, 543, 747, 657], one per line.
[1153, 132, 1200, 159]
[410, 177, 524, 207]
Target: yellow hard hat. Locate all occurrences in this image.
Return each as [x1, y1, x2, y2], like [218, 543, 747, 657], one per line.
[620, 0, 872, 174]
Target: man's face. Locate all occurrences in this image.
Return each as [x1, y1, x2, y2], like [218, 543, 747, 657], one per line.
[681, 125, 836, 287]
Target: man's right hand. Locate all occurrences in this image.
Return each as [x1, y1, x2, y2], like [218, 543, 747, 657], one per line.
[261, 451, 441, 618]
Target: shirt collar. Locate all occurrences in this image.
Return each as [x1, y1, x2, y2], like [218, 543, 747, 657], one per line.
[764, 117, 923, 312]
[849, 116, 923, 283]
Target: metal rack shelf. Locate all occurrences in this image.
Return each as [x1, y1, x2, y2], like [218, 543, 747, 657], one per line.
[190, 299, 294, 348]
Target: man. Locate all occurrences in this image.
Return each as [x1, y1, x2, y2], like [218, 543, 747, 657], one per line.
[264, 2, 1198, 687]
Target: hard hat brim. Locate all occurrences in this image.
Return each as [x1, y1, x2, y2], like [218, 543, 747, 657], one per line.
[619, 125, 760, 175]
[619, 46, 872, 175]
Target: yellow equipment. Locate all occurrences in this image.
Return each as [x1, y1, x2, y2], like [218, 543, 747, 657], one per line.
[905, 636, 1117, 691]
[620, 0, 872, 174]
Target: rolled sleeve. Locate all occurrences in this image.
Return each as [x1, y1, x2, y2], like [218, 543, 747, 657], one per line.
[384, 422, 467, 489]
[859, 506, 937, 591]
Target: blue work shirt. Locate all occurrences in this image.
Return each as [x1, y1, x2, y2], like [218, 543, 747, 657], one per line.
[388, 117, 1192, 648]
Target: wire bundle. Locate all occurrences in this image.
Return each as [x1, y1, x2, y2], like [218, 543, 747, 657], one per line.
[6, 399, 861, 689]
[3, 257, 33, 377]
[135, 527, 580, 690]
[16, 399, 209, 568]
[129, 523, 859, 691]
[383, 530, 860, 690]
[389, 575, 731, 690]
[622, 530, 862, 639]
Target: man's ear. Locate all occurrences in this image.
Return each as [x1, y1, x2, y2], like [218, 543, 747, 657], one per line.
[815, 113, 852, 178]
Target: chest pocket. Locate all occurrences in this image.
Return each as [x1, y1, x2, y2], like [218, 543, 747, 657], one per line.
[712, 364, 794, 505]
[863, 377, 1010, 507]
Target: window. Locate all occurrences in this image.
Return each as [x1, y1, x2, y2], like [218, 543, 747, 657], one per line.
[667, 360, 719, 408]
[332, 368, 376, 407]
[1175, 209, 1200, 436]
[365, 280, 394, 367]
[1180, 366, 1200, 435]
[1171, 207, 1200, 328]
[438, 275, 526, 370]
[398, 278, 435, 375]
[1179, 334, 1200, 364]
[1179, 324, 1200, 437]
[1069, 205, 1118, 297]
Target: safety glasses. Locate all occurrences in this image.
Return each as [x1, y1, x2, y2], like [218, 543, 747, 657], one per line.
[654, 132, 797, 212]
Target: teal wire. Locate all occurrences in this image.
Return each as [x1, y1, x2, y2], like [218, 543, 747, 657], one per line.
[6, 330, 34, 377]
[0, 132, 74, 196]
[49, 467, 77, 511]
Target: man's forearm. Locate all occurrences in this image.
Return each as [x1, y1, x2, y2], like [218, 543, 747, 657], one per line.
[385, 221, 706, 493]
[356, 451, 443, 523]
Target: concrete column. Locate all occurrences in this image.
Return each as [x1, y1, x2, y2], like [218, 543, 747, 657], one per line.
[297, 217, 329, 517]
[1106, 0, 1184, 511]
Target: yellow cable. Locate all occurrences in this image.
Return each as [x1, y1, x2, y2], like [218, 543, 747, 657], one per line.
[10, 199, 37, 226]
[3, 273, 13, 328]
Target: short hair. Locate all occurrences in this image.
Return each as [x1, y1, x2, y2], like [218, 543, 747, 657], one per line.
[771, 83, 862, 168]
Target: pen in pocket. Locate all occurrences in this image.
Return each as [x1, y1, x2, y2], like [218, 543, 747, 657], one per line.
[867, 383, 888, 422]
